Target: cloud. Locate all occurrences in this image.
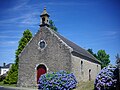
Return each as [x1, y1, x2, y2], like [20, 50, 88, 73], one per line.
[20, 12, 40, 25]
[0, 49, 15, 53]
[0, 30, 22, 34]
[77, 30, 119, 47]
[0, 12, 40, 27]
[0, 16, 23, 26]
[0, 0, 93, 27]
[0, 0, 40, 27]
[11, 2, 28, 11]
[40, 2, 90, 6]
[0, 41, 18, 46]
[103, 31, 117, 37]
[101, 30, 119, 40]
[7, 0, 30, 11]
[0, 35, 20, 39]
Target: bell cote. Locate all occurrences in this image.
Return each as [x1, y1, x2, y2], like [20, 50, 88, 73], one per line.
[40, 7, 50, 27]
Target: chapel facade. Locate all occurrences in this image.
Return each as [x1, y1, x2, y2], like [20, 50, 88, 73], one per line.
[17, 8, 101, 87]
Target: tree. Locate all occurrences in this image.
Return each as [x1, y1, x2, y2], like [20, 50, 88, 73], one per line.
[87, 49, 97, 58]
[4, 64, 18, 84]
[49, 20, 58, 32]
[4, 29, 32, 84]
[97, 50, 110, 68]
[15, 29, 32, 66]
[116, 53, 120, 64]
[87, 49, 110, 68]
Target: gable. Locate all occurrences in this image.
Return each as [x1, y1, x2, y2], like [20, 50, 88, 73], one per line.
[19, 26, 100, 65]
[18, 26, 72, 73]
[19, 26, 72, 60]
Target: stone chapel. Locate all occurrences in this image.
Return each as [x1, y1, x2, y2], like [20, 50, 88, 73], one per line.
[17, 8, 101, 87]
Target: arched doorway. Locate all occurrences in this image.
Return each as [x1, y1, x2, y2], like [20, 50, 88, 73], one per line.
[81, 61, 83, 75]
[37, 64, 47, 83]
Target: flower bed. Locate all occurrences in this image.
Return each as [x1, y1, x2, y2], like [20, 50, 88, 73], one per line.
[94, 65, 118, 90]
[38, 70, 77, 90]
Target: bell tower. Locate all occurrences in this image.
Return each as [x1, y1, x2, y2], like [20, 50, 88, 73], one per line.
[40, 7, 50, 27]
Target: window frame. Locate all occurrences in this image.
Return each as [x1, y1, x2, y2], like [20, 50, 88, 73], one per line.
[38, 40, 47, 50]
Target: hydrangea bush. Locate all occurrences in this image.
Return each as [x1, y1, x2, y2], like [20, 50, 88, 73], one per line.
[94, 65, 118, 90]
[38, 70, 77, 90]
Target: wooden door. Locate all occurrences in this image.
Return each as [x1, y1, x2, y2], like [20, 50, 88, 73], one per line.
[37, 65, 46, 83]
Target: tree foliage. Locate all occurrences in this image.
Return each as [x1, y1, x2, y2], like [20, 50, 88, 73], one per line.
[97, 50, 110, 69]
[87, 49, 97, 58]
[15, 29, 32, 65]
[4, 29, 32, 84]
[49, 20, 58, 32]
[116, 53, 120, 64]
[4, 64, 18, 84]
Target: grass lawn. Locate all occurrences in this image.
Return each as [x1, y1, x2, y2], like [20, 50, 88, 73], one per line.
[74, 81, 94, 90]
[0, 80, 94, 90]
[0, 81, 16, 87]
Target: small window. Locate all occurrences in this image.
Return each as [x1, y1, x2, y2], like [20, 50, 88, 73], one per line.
[89, 69, 91, 81]
[38, 40, 46, 49]
[81, 61, 83, 70]
[81, 61, 83, 75]
[97, 65, 98, 73]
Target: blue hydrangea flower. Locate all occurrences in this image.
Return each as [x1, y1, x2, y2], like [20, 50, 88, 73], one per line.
[38, 70, 77, 90]
[94, 65, 118, 90]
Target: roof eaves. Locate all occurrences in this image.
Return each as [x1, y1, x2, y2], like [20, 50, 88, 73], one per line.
[72, 50, 101, 64]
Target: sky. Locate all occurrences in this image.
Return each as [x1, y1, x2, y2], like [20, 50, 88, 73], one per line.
[0, 0, 120, 66]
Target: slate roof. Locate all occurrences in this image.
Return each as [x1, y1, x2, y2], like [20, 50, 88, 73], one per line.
[54, 31, 101, 64]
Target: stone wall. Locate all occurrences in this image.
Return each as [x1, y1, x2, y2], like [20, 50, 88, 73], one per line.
[71, 55, 101, 82]
[17, 27, 72, 87]
[18, 26, 101, 87]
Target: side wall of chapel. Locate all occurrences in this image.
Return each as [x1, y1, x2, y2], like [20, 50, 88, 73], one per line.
[71, 55, 101, 82]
